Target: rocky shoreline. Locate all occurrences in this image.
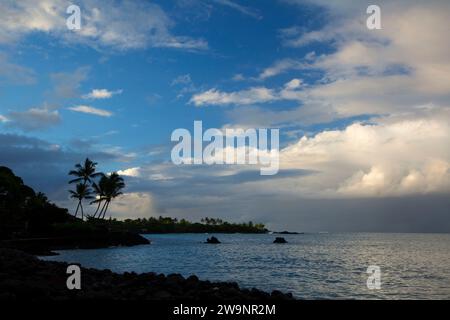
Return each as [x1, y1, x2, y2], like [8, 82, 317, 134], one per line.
[0, 248, 294, 300]
[0, 232, 150, 256]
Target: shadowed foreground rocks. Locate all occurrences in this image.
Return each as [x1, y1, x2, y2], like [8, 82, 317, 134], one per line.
[0, 232, 150, 256]
[0, 249, 294, 301]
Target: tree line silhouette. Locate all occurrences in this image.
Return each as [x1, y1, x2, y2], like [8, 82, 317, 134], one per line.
[104, 216, 267, 234]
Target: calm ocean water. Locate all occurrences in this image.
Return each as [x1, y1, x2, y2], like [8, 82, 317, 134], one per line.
[42, 233, 450, 299]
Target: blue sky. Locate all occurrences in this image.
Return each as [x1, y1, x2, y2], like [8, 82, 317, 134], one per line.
[1, 0, 449, 232]
[1, 0, 330, 148]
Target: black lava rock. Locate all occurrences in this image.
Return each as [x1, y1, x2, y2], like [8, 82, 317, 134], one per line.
[273, 237, 288, 243]
[205, 236, 221, 244]
[0, 248, 294, 301]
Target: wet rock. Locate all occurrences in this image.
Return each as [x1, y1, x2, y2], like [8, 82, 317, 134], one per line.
[273, 237, 288, 243]
[205, 236, 221, 244]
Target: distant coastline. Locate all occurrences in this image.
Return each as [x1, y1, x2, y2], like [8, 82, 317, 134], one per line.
[100, 216, 268, 235]
[0, 166, 268, 255]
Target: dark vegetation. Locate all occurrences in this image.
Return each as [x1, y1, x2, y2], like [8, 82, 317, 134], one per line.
[104, 216, 267, 234]
[0, 166, 74, 240]
[0, 165, 148, 254]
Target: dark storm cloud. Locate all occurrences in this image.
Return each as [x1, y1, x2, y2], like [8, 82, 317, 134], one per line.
[200, 168, 310, 184]
[0, 133, 121, 198]
[111, 160, 450, 233]
[0, 133, 116, 165]
[252, 195, 450, 233]
[145, 192, 450, 233]
[2, 133, 449, 233]
[120, 163, 311, 197]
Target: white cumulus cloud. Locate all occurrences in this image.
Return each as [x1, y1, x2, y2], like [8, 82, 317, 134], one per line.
[69, 105, 113, 117]
[117, 167, 141, 177]
[82, 89, 123, 99]
[278, 109, 450, 197]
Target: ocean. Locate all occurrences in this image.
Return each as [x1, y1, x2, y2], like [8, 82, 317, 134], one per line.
[42, 233, 450, 299]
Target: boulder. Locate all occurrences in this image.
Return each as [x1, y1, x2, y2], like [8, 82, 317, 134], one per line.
[205, 236, 221, 244]
[273, 237, 287, 244]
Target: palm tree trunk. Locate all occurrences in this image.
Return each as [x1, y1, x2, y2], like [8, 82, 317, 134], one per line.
[80, 203, 84, 220]
[74, 202, 80, 218]
[93, 201, 102, 218]
[101, 201, 110, 220]
[98, 200, 108, 219]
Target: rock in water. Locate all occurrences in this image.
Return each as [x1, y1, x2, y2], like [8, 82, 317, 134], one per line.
[273, 237, 287, 244]
[205, 236, 221, 244]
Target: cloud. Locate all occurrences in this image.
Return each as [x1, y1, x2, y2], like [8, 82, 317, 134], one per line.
[190, 78, 306, 107]
[211, 0, 262, 19]
[171, 74, 192, 86]
[284, 79, 302, 90]
[257, 58, 304, 80]
[4, 107, 61, 131]
[107, 192, 157, 219]
[0, 115, 9, 122]
[146, 93, 162, 106]
[210, 1, 450, 128]
[232, 73, 245, 81]
[69, 105, 113, 117]
[298, 3, 450, 119]
[82, 89, 123, 99]
[0, 0, 207, 51]
[102, 108, 450, 230]
[0, 53, 36, 85]
[0, 132, 130, 213]
[190, 87, 278, 106]
[171, 74, 200, 99]
[50, 66, 89, 99]
[117, 167, 141, 178]
[278, 109, 450, 197]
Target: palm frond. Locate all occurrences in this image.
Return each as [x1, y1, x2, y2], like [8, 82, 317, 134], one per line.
[68, 177, 83, 184]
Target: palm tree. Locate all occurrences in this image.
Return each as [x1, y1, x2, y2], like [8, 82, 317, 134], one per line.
[68, 158, 103, 186]
[90, 179, 107, 218]
[97, 172, 125, 220]
[69, 183, 94, 220]
[68, 158, 104, 218]
[91, 174, 110, 218]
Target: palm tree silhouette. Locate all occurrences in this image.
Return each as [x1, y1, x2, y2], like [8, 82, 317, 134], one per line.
[68, 158, 103, 185]
[68, 158, 104, 218]
[90, 179, 107, 218]
[69, 183, 94, 220]
[96, 172, 125, 220]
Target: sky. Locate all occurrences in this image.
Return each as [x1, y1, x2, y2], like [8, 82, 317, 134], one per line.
[0, 0, 449, 232]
